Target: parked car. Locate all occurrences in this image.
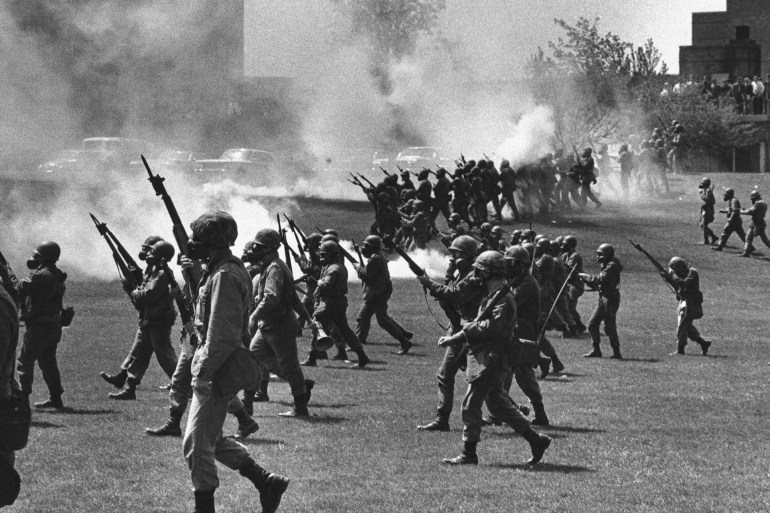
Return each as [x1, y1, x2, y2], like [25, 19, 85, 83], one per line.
[192, 148, 276, 183]
[37, 149, 102, 176]
[130, 149, 208, 175]
[81, 137, 155, 169]
[394, 146, 452, 171]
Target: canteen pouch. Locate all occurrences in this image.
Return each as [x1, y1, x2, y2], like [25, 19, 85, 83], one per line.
[60, 307, 75, 328]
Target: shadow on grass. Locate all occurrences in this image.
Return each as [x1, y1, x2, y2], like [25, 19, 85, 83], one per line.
[621, 357, 661, 363]
[305, 414, 346, 424]
[239, 438, 285, 446]
[271, 400, 358, 409]
[31, 420, 62, 428]
[47, 407, 117, 415]
[489, 462, 595, 473]
[539, 425, 606, 434]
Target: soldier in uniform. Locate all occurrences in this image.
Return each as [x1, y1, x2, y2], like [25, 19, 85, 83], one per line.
[481, 160, 503, 220]
[578, 148, 602, 208]
[312, 241, 370, 367]
[488, 226, 506, 252]
[298, 233, 328, 366]
[16, 242, 68, 409]
[665, 257, 711, 356]
[101, 239, 178, 400]
[401, 200, 431, 250]
[712, 188, 746, 251]
[698, 178, 718, 245]
[181, 211, 288, 513]
[579, 243, 622, 359]
[499, 159, 521, 221]
[561, 235, 586, 334]
[415, 236, 483, 431]
[739, 190, 770, 257]
[653, 139, 671, 195]
[415, 169, 433, 205]
[354, 235, 413, 354]
[431, 168, 452, 226]
[451, 169, 472, 226]
[399, 170, 415, 192]
[438, 251, 552, 466]
[617, 144, 635, 198]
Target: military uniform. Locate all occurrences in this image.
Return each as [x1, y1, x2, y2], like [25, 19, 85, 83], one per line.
[0, 283, 21, 501]
[667, 260, 710, 355]
[741, 198, 770, 255]
[583, 255, 622, 358]
[16, 262, 67, 405]
[563, 249, 586, 332]
[499, 160, 520, 220]
[714, 196, 746, 250]
[431, 171, 452, 225]
[699, 186, 718, 245]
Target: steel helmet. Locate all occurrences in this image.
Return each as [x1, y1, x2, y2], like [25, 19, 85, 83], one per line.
[473, 250, 506, 273]
[35, 241, 61, 262]
[480, 222, 492, 233]
[323, 228, 338, 237]
[190, 211, 238, 247]
[550, 240, 561, 252]
[142, 235, 163, 248]
[413, 200, 425, 211]
[150, 240, 176, 262]
[699, 177, 711, 188]
[596, 243, 615, 259]
[362, 235, 382, 251]
[668, 256, 687, 275]
[318, 240, 339, 258]
[253, 229, 282, 250]
[491, 225, 503, 236]
[449, 213, 462, 224]
[563, 235, 577, 250]
[305, 232, 323, 250]
[536, 237, 551, 249]
[320, 234, 339, 244]
[449, 235, 479, 258]
[750, 190, 761, 200]
[505, 245, 530, 265]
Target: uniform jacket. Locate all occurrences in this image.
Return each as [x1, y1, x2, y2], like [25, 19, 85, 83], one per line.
[416, 179, 432, 203]
[513, 273, 540, 340]
[253, 256, 300, 331]
[314, 260, 348, 312]
[191, 253, 253, 386]
[744, 200, 767, 228]
[563, 251, 584, 292]
[699, 188, 715, 216]
[499, 165, 517, 193]
[618, 151, 634, 175]
[670, 266, 703, 318]
[725, 197, 743, 225]
[356, 253, 393, 303]
[462, 285, 517, 380]
[427, 269, 484, 325]
[0, 284, 19, 400]
[18, 264, 66, 326]
[433, 176, 452, 201]
[535, 254, 556, 302]
[131, 266, 176, 326]
[579, 156, 596, 184]
[585, 258, 622, 306]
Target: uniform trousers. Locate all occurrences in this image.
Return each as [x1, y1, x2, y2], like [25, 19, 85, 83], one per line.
[250, 324, 306, 398]
[588, 296, 620, 353]
[462, 366, 531, 442]
[716, 222, 745, 248]
[744, 223, 770, 252]
[17, 323, 63, 398]
[315, 300, 364, 352]
[122, 323, 177, 384]
[355, 298, 409, 344]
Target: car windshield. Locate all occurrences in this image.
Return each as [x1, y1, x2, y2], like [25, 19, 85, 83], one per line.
[398, 147, 437, 159]
[219, 149, 273, 163]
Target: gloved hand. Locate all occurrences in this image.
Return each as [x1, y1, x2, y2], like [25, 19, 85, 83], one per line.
[417, 275, 433, 288]
[438, 330, 467, 348]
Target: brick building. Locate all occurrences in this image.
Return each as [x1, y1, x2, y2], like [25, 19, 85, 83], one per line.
[680, 0, 770, 79]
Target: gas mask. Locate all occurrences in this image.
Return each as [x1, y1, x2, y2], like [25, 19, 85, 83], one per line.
[26, 254, 41, 270]
[186, 239, 211, 262]
[138, 245, 153, 261]
[361, 246, 375, 259]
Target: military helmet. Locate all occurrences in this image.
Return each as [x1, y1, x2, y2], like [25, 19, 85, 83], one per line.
[473, 250, 506, 274]
[449, 213, 462, 224]
[35, 241, 61, 262]
[668, 256, 687, 275]
[500, 159, 511, 169]
[305, 232, 323, 248]
[724, 188, 735, 197]
[253, 228, 282, 250]
[505, 245, 530, 265]
[656, 139, 665, 147]
[413, 199, 425, 210]
[522, 242, 535, 260]
[318, 240, 339, 257]
[512, 229, 522, 238]
[699, 177, 711, 188]
[550, 240, 561, 252]
[491, 225, 503, 236]
[536, 237, 551, 249]
[436, 167, 447, 176]
[323, 228, 338, 237]
[553, 235, 564, 244]
[363, 235, 382, 251]
[400, 169, 409, 177]
[480, 222, 492, 232]
[750, 190, 762, 200]
[384, 174, 398, 185]
[449, 235, 479, 258]
[150, 240, 176, 262]
[582, 147, 592, 157]
[320, 234, 339, 244]
[190, 211, 238, 247]
[418, 169, 430, 180]
[563, 235, 577, 249]
[142, 235, 163, 248]
[596, 243, 615, 259]
[521, 229, 534, 241]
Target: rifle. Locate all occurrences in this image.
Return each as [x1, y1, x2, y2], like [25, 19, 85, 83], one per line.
[429, 226, 451, 249]
[410, 171, 420, 178]
[453, 279, 514, 365]
[538, 266, 577, 339]
[352, 239, 364, 265]
[627, 239, 679, 297]
[380, 167, 391, 176]
[460, 153, 466, 164]
[143, 155, 202, 298]
[159, 258, 198, 347]
[89, 213, 143, 304]
[357, 174, 376, 188]
[283, 215, 307, 259]
[392, 244, 425, 278]
[396, 165, 405, 174]
[339, 244, 359, 266]
[277, 214, 294, 274]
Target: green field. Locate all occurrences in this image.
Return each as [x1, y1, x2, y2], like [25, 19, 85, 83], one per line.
[8, 173, 770, 512]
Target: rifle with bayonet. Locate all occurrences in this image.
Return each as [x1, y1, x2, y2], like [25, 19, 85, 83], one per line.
[283, 215, 308, 260]
[357, 173, 376, 188]
[380, 167, 391, 176]
[158, 257, 198, 347]
[277, 214, 294, 274]
[142, 155, 202, 298]
[351, 239, 364, 265]
[89, 213, 143, 305]
[628, 239, 679, 297]
[392, 244, 425, 278]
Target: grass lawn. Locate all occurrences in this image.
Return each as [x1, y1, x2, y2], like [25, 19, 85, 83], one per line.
[8, 173, 770, 512]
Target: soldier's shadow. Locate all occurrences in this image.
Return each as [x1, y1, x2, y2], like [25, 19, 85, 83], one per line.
[489, 462, 595, 473]
[48, 407, 117, 415]
[31, 420, 62, 428]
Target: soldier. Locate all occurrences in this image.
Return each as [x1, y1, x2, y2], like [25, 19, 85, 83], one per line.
[16, 241, 68, 409]
[617, 144, 635, 198]
[354, 235, 414, 354]
[533, 238, 567, 378]
[450, 169, 472, 226]
[399, 169, 415, 192]
[578, 148, 602, 208]
[311, 241, 370, 367]
[537, 154, 557, 214]
[401, 200, 431, 250]
[415, 169, 433, 205]
[438, 251, 552, 465]
[431, 167, 452, 225]
[698, 178, 718, 245]
[653, 139, 671, 195]
[665, 257, 711, 356]
[550, 239, 577, 338]
[712, 188, 746, 251]
[415, 236, 483, 431]
[101, 239, 178, 400]
[488, 225, 506, 252]
[298, 233, 328, 366]
[181, 211, 288, 513]
[561, 235, 586, 334]
[579, 243, 622, 359]
[499, 159, 521, 221]
[509, 229, 523, 246]
[481, 160, 503, 220]
[739, 190, 770, 257]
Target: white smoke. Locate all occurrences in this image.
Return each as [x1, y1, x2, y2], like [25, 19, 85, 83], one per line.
[495, 105, 556, 166]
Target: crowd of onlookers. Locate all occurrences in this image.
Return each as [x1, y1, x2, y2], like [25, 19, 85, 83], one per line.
[661, 75, 769, 115]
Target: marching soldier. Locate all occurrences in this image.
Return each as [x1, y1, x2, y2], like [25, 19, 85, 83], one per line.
[431, 167, 452, 225]
[181, 211, 288, 513]
[698, 178, 718, 245]
[101, 239, 178, 400]
[438, 251, 552, 466]
[617, 144, 635, 198]
[311, 241, 370, 367]
[416, 236, 483, 431]
[579, 243, 622, 359]
[16, 241, 68, 409]
[561, 235, 586, 334]
[399, 169, 415, 192]
[415, 169, 433, 205]
[665, 257, 711, 356]
[401, 200, 431, 250]
[739, 190, 770, 257]
[578, 148, 602, 208]
[354, 235, 414, 354]
[499, 159, 521, 221]
[298, 233, 328, 366]
[712, 188, 746, 251]
[451, 169, 472, 226]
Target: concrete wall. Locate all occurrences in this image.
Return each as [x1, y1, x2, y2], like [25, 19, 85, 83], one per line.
[692, 12, 729, 46]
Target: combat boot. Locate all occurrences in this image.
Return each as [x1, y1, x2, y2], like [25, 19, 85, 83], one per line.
[100, 369, 127, 389]
[109, 378, 137, 400]
[34, 396, 64, 409]
[583, 349, 602, 358]
[482, 415, 502, 426]
[239, 461, 290, 513]
[146, 410, 183, 437]
[300, 352, 317, 367]
[193, 490, 215, 513]
[442, 441, 478, 465]
[333, 347, 348, 361]
[278, 393, 309, 418]
[304, 379, 314, 404]
[235, 415, 260, 439]
[532, 402, 549, 426]
[698, 340, 712, 356]
[417, 412, 450, 431]
[522, 429, 552, 465]
[396, 340, 413, 355]
[538, 356, 551, 379]
[241, 389, 255, 416]
[354, 348, 370, 368]
[254, 380, 270, 403]
[551, 355, 565, 374]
